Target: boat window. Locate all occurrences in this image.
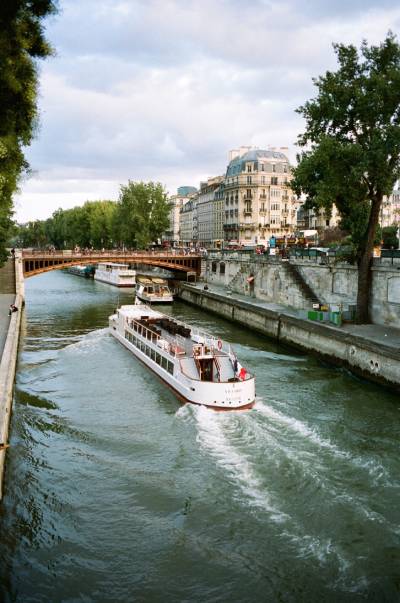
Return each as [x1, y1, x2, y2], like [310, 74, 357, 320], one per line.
[146, 345, 150, 357]
[167, 361, 174, 375]
[151, 348, 156, 361]
[162, 356, 168, 370]
[156, 353, 161, 365]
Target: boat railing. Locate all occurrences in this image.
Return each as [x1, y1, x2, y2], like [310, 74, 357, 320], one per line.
[125, 317, 188, 359]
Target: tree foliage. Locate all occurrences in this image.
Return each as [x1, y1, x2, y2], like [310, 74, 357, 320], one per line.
[291, 33, 400, 323]
[114, 181, 170, 249]
[381, 225, 399, 249]
[14, 183, 171, 250]
[0, 0, 56, 264]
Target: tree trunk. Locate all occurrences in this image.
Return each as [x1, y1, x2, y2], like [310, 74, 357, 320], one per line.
[355, 196, 382, 324]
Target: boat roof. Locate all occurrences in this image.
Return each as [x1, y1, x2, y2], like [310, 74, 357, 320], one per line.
[98, 262, 130, 268]
[152, 278, 167, 284]
[137, 277, 153, 284]
[118, 305, 164, 319]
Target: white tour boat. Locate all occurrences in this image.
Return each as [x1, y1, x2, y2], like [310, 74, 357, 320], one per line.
[94, 262, 136, 287]
[135, 277, 173, 304]
[109, 303, 255, 410]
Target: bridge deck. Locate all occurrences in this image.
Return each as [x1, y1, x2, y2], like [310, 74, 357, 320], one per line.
[21, 250, 202, 277]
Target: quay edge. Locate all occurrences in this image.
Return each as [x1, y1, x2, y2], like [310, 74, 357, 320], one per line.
[177, 284, 400, 393]
[0, 254, 24, 500]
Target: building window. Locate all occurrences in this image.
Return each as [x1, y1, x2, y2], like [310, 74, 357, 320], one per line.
[247, 164, 252, 172]
[272, 164, 276, 173]
[271, 177, 278, 185]
[220, 262, 225, 275]
[212, 261, 217, 273]
[247, 176, 252, 185]
[261, 164, 265, 171]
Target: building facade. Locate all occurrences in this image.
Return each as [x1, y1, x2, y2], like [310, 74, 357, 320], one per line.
[180, 197, 195, 246]
[223, 147, 300, 246]
[196, 176, 224, 248]
[296, 203, 340, 232]
[164, 186, 197, 246]
[380, 189, 400, 228]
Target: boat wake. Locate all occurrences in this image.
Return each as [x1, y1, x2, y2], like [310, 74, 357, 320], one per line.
[193, 405, 288, 521]
[176, 399, 394, 582]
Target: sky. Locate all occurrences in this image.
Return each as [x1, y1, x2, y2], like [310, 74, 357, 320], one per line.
[15, 0, 400, 222]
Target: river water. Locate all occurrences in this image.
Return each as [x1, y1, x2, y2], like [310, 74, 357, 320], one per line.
[1, 271, 400, 602]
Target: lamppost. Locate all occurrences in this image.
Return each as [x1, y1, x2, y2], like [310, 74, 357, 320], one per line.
[397, 224, 400, 250]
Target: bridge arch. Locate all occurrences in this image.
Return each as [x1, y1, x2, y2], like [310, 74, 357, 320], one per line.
[21, 250, 202, 278]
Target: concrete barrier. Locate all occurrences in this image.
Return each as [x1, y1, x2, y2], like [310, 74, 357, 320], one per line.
[0, 255, 24, 500]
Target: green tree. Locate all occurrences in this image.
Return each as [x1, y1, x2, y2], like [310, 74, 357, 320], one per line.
[382, 225, 399, 249]
[292, 34, 400, 323]
[0, 1, 56, 264]
[86, 200, 116, 248]
[114, 181, 170, 249]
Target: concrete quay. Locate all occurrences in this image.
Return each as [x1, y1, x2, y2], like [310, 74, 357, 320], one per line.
[0, 254, 24, 500]
[178, 282, 400, 392]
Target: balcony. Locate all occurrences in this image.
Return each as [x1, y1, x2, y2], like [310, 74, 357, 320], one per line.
[223, 223, 239, 230]
[239, 222, 256, 230]
[243, 209, 252, 216]
[243, 194, 253, 201]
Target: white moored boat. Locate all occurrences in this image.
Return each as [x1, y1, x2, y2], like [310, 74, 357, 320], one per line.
[136, 277, 173, 304]
[109, 303, 255, 410]
[94, 262, 136, 287]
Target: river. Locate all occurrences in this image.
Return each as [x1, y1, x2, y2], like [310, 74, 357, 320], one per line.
[1, 270, 400, 602]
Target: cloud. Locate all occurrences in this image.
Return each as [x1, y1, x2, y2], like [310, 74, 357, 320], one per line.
[16, 0, 400, 221]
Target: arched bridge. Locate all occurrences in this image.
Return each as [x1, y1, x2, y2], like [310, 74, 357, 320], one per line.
[21, 250, 202, 278]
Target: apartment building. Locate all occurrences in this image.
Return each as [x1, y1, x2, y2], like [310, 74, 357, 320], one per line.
[196, 176, 224, 248]
[180, 197, 195, 246]
[223, 147, 299, 246]
[164, 186, 197, 245]
[297, 203, 340, 231]
[380, 189, 400, 228]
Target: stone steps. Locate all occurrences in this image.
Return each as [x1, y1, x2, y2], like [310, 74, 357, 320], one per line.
[284, 261, 321, 305]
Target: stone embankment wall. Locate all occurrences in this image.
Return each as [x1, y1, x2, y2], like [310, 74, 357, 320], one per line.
[205, 255, 400, 327]
[0, 254, 24, 500]
[179, 285, 400, 391]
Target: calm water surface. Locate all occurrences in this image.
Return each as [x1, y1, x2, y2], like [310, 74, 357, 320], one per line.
[1, 271, 400, 602]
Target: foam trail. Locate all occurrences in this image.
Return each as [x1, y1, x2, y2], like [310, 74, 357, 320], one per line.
[194, 406, 288, 521]
[192, 406, 354, 572]
[256, 400, 394, 487]
[254, 401, 346, 456]
[63, 328, 109, 353]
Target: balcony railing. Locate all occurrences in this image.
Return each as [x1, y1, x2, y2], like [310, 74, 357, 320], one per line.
[239, 222, 256, 230]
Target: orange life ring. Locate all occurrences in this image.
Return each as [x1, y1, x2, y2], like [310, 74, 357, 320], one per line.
[217, 339, 222, 350]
